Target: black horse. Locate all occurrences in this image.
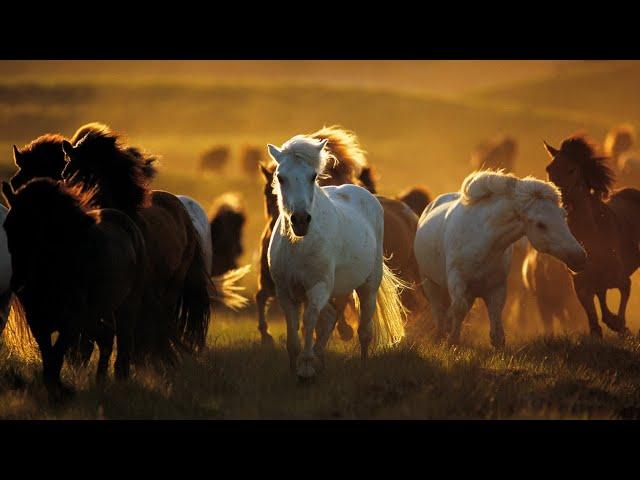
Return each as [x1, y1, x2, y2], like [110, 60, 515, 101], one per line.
[2, 179, 147, 401]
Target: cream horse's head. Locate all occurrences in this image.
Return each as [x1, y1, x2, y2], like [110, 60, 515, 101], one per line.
[267, 136, 328, 237]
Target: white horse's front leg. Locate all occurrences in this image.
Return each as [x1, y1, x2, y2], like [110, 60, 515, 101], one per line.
[277, 288, 302, 372]
[298, 282, 331, 380]
[482, 283, 507, 349]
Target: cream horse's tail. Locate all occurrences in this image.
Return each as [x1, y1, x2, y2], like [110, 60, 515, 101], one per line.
[210, 264, 251, 310]
[370, 261, 408, 352]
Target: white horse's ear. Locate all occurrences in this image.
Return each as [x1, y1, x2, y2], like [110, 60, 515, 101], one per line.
[12, 145, 23, 167]
[267, 144, 283, 163]
[316, 138, 328, 151]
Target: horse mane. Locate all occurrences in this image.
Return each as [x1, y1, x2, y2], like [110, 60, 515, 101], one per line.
[19, 133, 66, 158]
[277, 135, 335, 174]
[70, 123, 158, 211]
[308, 125, 369, 185]
[13, 178, 98, 233]
[461, 169, 561, 211]
[559, 135, 615, 198]
[604, 124, 636, 158]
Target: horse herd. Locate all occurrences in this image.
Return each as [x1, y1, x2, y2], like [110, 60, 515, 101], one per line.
[0, 122, 639, 398]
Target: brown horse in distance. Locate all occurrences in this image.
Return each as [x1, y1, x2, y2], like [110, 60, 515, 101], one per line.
[208, 193, 247, 277]
[545, 135, 640, 337]
[396, 185, 432, 217]
[471, 134, 517, 172]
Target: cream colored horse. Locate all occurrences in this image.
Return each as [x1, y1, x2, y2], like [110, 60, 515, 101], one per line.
[414, 170, 586, 347]
[267, 135, 406, 380]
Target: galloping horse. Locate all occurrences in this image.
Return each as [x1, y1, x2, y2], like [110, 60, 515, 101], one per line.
[256, 126, 377, 345]
[522, 247, 586, 334]
[267, 135, 406, 380]
[415, 170, 586, 347]
[2, 179, 147, 400]
[544, 135, 640, 336]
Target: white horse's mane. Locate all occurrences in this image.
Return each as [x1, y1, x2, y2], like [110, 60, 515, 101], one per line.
[279, 135, 336, 174]
[460, 169, 562, 212]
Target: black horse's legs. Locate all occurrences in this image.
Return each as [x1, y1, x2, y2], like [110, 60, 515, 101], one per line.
[114, 298, 140, 381]
[33, 327, 77, 401]
[95, 319, 115, 384]
[256, 288, 275, 346]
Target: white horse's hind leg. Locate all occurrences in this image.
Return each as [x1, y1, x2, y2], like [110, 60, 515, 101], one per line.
[277, 290, 302, 372]
[356, 264, 383, 363]
[422, 277, 450, 341]
[482, 284, 507, 348]
[298, 282, 331, 379]
[447, 270, 471, 345]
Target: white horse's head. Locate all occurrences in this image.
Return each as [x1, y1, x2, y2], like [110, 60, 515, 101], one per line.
[514, 178, 586, 272]
[267, 136, 329, 237]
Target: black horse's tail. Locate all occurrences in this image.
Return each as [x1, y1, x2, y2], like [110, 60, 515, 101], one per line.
[176, 227, 212, 353]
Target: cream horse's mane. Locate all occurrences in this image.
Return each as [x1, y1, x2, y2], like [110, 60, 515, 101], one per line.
[460, 169, 562, 213]
[278, 135, 335, 173]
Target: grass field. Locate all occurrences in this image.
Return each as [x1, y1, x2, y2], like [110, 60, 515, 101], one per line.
[2, 61, 640, 419]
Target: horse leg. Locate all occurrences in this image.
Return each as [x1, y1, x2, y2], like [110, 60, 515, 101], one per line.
[313, 301, 340, 368]
[277, 290, 301, 373]
[574, 278, 602, 338]
[355, 285, 377, 364]
[256, 288, 275, 346]
[335, 295, 354, 341]
[422, 277, 450, 342]
[482, 284, 507, 349]
[297, 282, 331, 380]
[94, 318, 114, 385]
[114, 298, 140, 381]
[537, 297, 555, 335]
[45, 329, 77, 402]
[447, 270, 471, 345]
[0, 290, 11, 335]
[616, 278, 632, 337]
[596, 290, 618, 331]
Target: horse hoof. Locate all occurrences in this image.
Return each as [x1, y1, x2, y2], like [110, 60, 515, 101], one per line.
[296, 360, 317, 381]
[490, 335, 505, 349]
[337, 322, 354, 342]
[618, 327, 632, 339]
[49, 384, 76, 404]
[590, 326, 603, 338]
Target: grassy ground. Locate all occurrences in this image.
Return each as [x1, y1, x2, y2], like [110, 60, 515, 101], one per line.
[2, 312, 640, 419]
[2, 61, 640, 419]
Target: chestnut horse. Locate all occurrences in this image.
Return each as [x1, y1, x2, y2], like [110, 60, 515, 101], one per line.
[544, 135, 640, 337]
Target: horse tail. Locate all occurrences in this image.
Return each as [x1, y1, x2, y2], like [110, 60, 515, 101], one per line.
[178, 236, 213, 353]
[2, 295, 39, 362]
[371, 261, 408, 352]
[210, 265, 251, 311]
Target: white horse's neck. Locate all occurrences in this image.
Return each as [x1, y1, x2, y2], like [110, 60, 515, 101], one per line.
[482, 196, 525, 258]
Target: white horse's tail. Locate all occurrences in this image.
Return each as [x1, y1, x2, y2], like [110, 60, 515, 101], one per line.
[210, 264, 251, 310]
[371, 262, 408, 352]
[2, 296, 39, 362]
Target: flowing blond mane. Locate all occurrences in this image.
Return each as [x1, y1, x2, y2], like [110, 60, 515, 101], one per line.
[278, 135, 335, 174]
[461, 169, 561, 212]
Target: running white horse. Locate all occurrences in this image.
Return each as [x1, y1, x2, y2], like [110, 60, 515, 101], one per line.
[414, 170, 586, 347]
[267, 135, 406, 380]
[177, 195, 213, 276]
[0, 204, 12, 333]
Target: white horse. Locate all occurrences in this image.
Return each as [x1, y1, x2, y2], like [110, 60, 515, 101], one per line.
[267, 135, 406, 380]
[177, 195, 213, 276]
[0, 204, 12, 333]
[414, 170, 586, 347]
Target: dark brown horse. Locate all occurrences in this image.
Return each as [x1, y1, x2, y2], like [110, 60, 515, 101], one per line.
[10, 134, 68, 190]
[544, 135, 640, 336]
[395, 185, 432, 217]
[208, 193, 246, 277]
[199, 145, 230, 173]
[255, 126, 378, 344]
[61, 124, 212, 360]
[1, 179, 147, 401]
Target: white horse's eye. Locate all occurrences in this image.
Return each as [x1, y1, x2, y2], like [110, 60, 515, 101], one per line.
[311, 173, 317, 182]
[536, 222, 547, 231]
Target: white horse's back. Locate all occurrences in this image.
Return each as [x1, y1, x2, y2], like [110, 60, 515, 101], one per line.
[177, 195, 213, 276]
